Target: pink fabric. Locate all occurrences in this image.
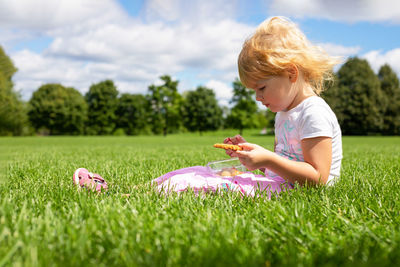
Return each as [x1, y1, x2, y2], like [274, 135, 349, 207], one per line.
[152, 166, 292, 198]
[73, 168, 108, 193]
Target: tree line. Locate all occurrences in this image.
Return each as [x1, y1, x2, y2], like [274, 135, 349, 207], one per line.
[1, 46, 400, 136]
[1, 46, 270, 136]
[12, 76, 272, 136]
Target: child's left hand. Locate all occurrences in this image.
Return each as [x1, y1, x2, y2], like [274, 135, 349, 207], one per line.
[232, 143, 274, 171]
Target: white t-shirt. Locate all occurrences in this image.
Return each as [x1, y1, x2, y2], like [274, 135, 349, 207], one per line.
[273, 96, 343, 185]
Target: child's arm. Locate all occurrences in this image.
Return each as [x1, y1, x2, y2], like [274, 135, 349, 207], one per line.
[234, 137, 332, 185]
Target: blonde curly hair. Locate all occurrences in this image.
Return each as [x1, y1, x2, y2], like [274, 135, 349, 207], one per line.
[238, 17, 341, 95]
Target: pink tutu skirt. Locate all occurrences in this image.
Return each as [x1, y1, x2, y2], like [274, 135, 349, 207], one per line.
[152, 166, 292, 198]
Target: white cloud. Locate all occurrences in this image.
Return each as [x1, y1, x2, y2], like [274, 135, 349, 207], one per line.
[205, 80, 233, 107]
[5, 0, 253, 101]
[268, 0, 400, 23]
[0, 0, 130, 55]
[143, 0, 237, 23]
[144, 0, 181, 21]
[362, 48, 400, 75]
[318, 43, 361, 57]
[0, 0, 126, 30]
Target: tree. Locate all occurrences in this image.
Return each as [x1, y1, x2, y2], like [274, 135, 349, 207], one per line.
[226, 78, 259, 135]
[378, 64, 400, 135]
[147, 75, 183, 136]
[116, 93, 151, 135]
[257, 109, 276, 134]
[28, 84, 87, 135]
[85, 80, 118, 135]
[321, 73, 347, 126]
[0, 46, 27, 136]
[323, 57, 386, 135]
[183, 86, 223, 134]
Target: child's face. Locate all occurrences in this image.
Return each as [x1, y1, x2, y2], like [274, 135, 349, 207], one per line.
[252, 74, 297, 112]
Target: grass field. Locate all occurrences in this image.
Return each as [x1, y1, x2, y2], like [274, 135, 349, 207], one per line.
[1, 132, 400, 266]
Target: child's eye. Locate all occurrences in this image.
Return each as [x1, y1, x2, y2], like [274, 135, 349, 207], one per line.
[258, 86, 265, 91]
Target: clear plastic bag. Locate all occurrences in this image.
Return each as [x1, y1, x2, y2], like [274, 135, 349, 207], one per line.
[206, 158, 246, 177]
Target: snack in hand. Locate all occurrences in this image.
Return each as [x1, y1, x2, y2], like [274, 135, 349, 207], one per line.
[213, 143, 243, 151]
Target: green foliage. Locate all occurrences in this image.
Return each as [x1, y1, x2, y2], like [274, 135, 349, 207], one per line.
[116, 93, 151, 135]
[85, 80, 118, 135]
[256, 109, 276, 134]
[0, 46, 27, 136]
[226, 79, 260, 134]
[323, 57, 386, 135]
[1, 135, 400, 266]
[378, 64, 400, 135]
[183, 86, 223, 133]
[147, 75, 183, 136]
[0, 76, 28, 136]
[265, 109, 276, 129]
[28, 84, 87, 135]
[0, 46, 17, 87]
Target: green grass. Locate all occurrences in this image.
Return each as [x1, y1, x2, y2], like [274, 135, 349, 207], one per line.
[1, 132, 400, 266]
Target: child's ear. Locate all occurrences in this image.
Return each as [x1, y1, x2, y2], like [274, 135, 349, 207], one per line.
[286, 64, 298, 83]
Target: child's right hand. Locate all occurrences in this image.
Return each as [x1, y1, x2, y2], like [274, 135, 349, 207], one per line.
[234, 143, 273, 171]
[223, 135, 247, 157]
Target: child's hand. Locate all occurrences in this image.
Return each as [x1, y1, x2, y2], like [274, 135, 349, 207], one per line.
[223, 135, 246, 157]
[234, 143, 274, 171]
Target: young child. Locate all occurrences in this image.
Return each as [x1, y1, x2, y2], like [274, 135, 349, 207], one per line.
[228, 16, 343, 186]
[73, 16, 342, 197]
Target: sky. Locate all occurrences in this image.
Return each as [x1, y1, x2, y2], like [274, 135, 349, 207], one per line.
[1, 0, 400, 106]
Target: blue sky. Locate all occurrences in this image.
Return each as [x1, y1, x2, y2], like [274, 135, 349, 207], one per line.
[1, 0, 400, 105]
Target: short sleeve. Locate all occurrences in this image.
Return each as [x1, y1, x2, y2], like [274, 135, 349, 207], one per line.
[298, 104, 334, 140]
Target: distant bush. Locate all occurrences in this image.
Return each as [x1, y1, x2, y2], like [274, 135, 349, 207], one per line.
[28, 84, 87, 135]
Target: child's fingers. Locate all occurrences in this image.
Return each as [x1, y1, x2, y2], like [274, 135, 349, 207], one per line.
[223, 137, 232, 144]
[234, 150, 250, 157]
[235, 143, 253, 156]
[238, 142, 256, 151]
[226, 149, 235, 157]
[224, 135, 246, 145]
[234, 135, 246, 143]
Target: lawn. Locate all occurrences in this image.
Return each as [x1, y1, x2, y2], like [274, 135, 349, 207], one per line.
[0, 132, 400, 266]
